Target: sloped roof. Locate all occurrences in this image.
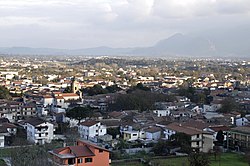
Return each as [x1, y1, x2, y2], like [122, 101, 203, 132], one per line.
[80, 120, 99, 127]
[25, 117, 46, 126]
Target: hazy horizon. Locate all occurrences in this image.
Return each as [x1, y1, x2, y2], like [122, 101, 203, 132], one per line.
[0, 0, 250, 49]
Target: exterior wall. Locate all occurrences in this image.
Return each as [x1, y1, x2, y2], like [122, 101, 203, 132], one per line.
[27, 122, 54, 144]
[203, 134, 213, 153]
[236, 118, 249, 127]
[164, 129, 176, 139]
[146, 131, 161, 141]
[153, 110, 170, 117]
[191, 134, 203, 151]
[43, 98, 54, 107]
[0, 135, 4, 147]
[78, 122, 107, 140]
[230, 131, 250, 149]
[76, 141, 110, 166]
[123, 131, 139, 141]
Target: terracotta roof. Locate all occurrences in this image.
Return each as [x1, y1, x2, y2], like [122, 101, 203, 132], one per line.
[165, 122, 205, 136]
[70, 146, 95, 157]
[62, 93, 79, 97]
[55, 96, 64, 99]
[77, 139, 111, 152]
[208, 125, 230, 132]
[145, 126, 162, 133]
[80, 120, 99, 127]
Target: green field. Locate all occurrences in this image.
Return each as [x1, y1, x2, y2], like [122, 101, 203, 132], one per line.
[151, 153, 248, 166]
[112, 153, 248, 166]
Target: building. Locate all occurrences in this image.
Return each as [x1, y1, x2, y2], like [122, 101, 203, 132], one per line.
[163, 122, 213, 152]
[144, 126, 162, 141]
[120, 125, 146, 141]
[229, 126, 250, 150]
[78, 120, 107, 141]
[25, 117, 54, 145]
[0, 122, 17, 147]
[49, 140, 110, 166]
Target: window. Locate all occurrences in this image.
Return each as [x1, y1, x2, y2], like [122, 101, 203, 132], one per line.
[96, 130, 98, 133]
[100, 130, 102, 132]
[78, 158, 83, 163]
[99, 149, 103, 153]
[197, 134, 199, 138]
[85, 158, 92, 163]
[196, 142, 199, 146]
[132, 134, 137, 136]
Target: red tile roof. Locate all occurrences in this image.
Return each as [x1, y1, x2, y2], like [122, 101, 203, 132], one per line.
[80, 120, 99, 127]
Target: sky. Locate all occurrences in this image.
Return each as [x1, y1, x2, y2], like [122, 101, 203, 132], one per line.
[0, 0, 249, 49]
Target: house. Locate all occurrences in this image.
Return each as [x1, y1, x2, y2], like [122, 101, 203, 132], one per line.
[229, 126, 250, 150]
[54, 93, 81, 109]
[78, 120, 107, 141]
[25, 117, 54, 145]
[50, 139, 110, 166]
[163, 122, 213, 152]
[144, 126, 162, 141]
[205, 125, 230, 143]
[235, 116, 250, 126]
[49, 140, 110, 166]
[120, 125, 145, 141]
[153, 110, 171, 117]
[0, 122, 17, 147]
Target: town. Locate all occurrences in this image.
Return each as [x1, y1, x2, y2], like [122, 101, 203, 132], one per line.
[0, 55, 249, 165]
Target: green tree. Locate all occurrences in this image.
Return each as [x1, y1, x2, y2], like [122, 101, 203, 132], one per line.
[107, 127, 120, 139]
[0, 86, 11, 100]
[216, 130, 224, 146]
[11, 145, 53, 166]
[152, 140, 169, 155]
[218, 97, 239, 113]
[66, 107, 92, 122]
[170, 133, 192, 153]
[188, 152, 210, 166]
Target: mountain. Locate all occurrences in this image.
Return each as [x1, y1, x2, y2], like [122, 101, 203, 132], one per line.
[131, 33, 217, 56]
[0, 32, 249, 58]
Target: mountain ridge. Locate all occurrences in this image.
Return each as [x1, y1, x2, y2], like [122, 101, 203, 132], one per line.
[0, 33, 249, 58]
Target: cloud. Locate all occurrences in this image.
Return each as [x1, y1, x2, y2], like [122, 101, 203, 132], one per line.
[0, 0, 249, 48]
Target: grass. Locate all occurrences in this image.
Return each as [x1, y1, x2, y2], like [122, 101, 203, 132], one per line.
[111, 162, 144, 166]
[210, 153, 248, 166]
[113, 153, 248, 166]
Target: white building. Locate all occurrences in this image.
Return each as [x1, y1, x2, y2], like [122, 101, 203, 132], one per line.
[145, 127, 162, 141]
[54, 93, 80, 109]
[26, 117, 54, 145]
[236, 116, 250, 126]
[153, 110, 171, 117]
[78, 120, 107, 141]
[120, 125, 145, 141]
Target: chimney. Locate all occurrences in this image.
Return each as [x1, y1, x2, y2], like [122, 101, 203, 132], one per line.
[63, 142, 67, 147]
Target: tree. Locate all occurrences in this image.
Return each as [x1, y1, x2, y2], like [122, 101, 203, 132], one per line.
[152, 140, 169, 155]
[106, 84, 122, 93]
[0, 86, 11, 100]
[218, 97, 239, 113]
[11, 145, 53, 166]
[107, 127, 120, 139]
[84, 84, 108, 96]
[66, 107, 92, 122]
[170, 133, 192, 153]
[216, 130, 224, 146]
[188, 152, 210, 166]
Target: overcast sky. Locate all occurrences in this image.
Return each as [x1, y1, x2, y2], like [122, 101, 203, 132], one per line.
[0, 0, 249, 49]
